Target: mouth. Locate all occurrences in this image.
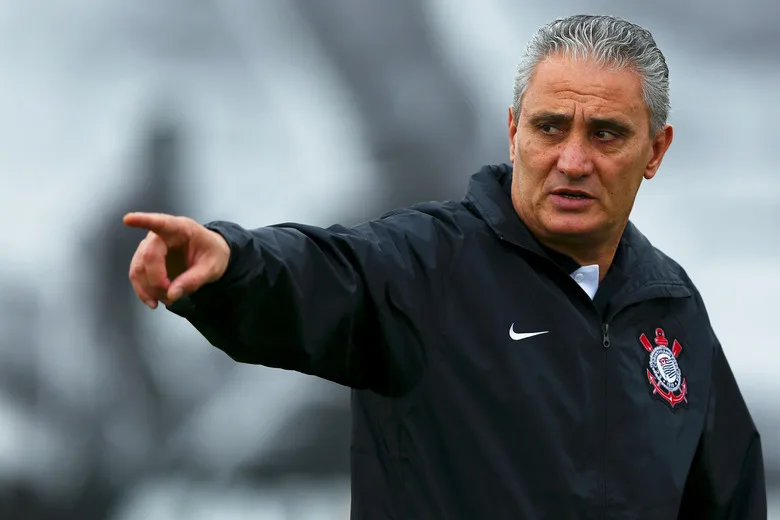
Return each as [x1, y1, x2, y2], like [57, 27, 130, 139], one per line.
[551, 189, 594, 200]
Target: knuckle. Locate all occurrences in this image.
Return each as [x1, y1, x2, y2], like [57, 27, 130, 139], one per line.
[129, 261, 144, 280]
[175, 216, 195, 237]
[141, 244, 159, 263]
[146, 234, 163, 249]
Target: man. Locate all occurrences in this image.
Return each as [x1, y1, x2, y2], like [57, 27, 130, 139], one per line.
[125, 15, 766, 519]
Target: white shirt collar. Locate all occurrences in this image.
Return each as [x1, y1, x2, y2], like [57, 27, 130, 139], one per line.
[570, 264, 599, 300]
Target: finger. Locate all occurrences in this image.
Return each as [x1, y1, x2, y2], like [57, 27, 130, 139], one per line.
[144, 238, 171, 294]
[123, 212, 184, 239]
[143, 270, 170, 302]
[167, 263, 212, 302]
[134, 282, 159, 309]
[141, 238, 172, 297]
[129, 261, 158, 309]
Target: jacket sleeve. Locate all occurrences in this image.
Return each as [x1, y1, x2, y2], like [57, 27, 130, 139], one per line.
[166, 208, 449, 394]
[678, 334, 767, 519]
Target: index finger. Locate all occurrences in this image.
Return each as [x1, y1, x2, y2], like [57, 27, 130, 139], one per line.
[123, 212, 180, 236]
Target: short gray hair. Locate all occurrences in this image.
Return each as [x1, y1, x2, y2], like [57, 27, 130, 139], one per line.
[513, 15, 670, 134]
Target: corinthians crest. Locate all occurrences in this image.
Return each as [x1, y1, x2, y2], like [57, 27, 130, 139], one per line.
[639, 328, 688, 409]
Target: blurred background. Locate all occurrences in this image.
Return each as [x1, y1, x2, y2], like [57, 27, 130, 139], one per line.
[0, 0, 777, 518]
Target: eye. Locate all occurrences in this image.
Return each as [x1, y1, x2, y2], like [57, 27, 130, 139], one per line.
[539, 124, 563, 135]
[594, 130, 619, 141]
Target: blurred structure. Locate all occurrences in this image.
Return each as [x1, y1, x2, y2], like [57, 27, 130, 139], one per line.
[0, 1, 777, 518]
[290, 0, 480, 217]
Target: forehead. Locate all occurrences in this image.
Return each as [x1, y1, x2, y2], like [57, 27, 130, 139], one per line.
[521, 55, 649, 125]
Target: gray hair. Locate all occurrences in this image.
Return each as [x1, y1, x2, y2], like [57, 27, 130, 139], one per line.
[513, 15, 670, 134]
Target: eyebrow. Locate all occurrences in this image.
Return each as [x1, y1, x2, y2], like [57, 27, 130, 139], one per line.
[526, 112, 634, 135]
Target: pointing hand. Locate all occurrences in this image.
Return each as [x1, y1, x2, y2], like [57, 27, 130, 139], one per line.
[124, 212, 231, 309]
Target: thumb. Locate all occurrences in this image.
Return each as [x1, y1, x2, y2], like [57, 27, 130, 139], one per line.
[167, 263, 212, 302]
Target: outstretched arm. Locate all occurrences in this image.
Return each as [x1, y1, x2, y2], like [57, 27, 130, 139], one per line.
[164, 210, 448, 394]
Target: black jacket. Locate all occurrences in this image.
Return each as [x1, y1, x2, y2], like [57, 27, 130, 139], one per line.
[169, 164, 766, 519]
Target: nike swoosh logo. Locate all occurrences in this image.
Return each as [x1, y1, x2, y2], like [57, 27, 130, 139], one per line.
[509, 325, 549, 341]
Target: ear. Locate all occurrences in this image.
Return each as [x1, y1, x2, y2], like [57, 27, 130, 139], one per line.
[644, 124, 674, 180]
[508, 106, 518, 162]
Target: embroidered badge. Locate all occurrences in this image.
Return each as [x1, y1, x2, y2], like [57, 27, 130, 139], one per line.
[639, 328, 688, 409]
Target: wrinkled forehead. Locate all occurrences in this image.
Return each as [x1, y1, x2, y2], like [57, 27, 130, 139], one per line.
[521, 56, 650, 127]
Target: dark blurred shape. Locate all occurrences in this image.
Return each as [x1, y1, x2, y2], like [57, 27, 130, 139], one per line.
[0, 112, 190, 520]
[88, 113, 188, 519]
[91, 112, 183, 449]
[0, 286, 43, 408]
[0, 483, 110, 520]
[291, 0, 481, 221]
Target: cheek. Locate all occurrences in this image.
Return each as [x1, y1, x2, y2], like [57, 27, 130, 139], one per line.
[597, 161, 645, 208]
[517, 140, 554, 177]
[515, 156, 550, 201]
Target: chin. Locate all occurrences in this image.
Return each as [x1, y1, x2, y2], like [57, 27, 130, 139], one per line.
[541, 215, 604, 241]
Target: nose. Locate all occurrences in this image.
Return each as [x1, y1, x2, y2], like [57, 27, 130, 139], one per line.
[556, 137, 595, 178]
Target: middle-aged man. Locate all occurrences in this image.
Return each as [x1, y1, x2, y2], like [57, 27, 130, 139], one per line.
[124, 14, 766, 519]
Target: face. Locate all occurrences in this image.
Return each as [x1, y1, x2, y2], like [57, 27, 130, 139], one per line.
[508, 55, 674, 249]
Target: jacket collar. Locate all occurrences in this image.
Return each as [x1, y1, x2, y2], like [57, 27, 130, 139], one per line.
[463, 163, 690, 296]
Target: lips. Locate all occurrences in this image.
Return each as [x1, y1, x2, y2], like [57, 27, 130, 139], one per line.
[549, 188, 597, 210]
[551, 188, 594, 199]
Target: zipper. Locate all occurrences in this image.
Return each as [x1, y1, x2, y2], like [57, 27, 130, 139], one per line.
[596, 293, 686, 518]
